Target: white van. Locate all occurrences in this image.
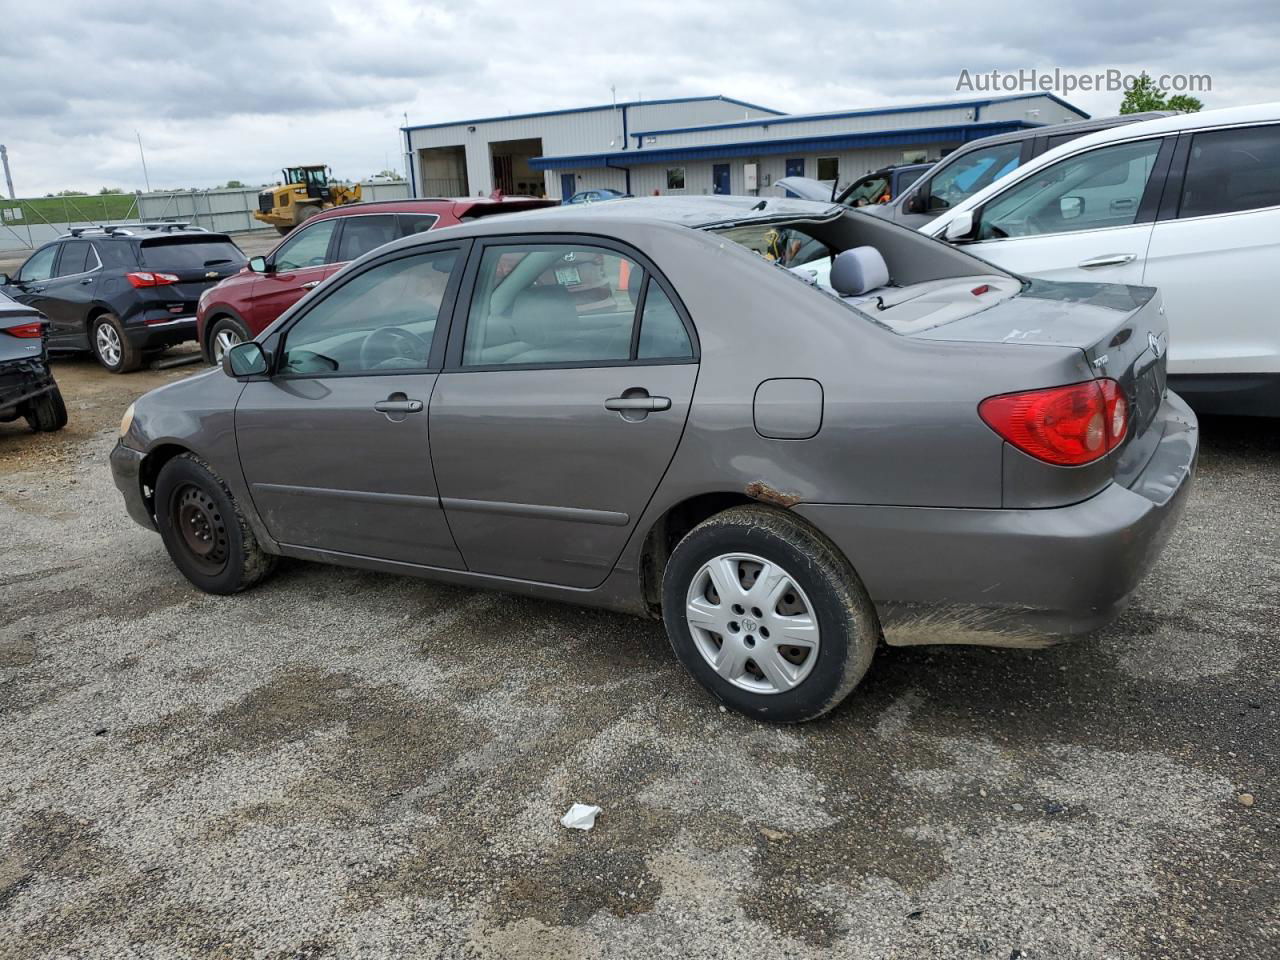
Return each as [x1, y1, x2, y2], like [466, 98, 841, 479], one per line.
[926, 103, 1280, 416]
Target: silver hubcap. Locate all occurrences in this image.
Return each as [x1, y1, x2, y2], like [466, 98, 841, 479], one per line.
[685, 552, 820, 695]
[95, 322, 121, 367]
[213, 328, 242, 362]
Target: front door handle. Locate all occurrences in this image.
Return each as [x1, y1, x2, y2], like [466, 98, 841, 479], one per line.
[1078, 253, 1136, 269]
[373, 398, 423, 414]
[300, 280, 321, 290]
[605, 395, 671, 412]
[79, 278, 93, 285]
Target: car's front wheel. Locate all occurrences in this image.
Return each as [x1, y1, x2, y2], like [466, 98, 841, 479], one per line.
[154, 453, 277, 594]
[90, 313, 141, 373]
[208, 317, 248, 364]
[662, 505, 879, 723]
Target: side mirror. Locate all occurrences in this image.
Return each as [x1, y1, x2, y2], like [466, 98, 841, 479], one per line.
[248, 256, 269, 274]
[1060, 196, 1085, 220]
[902, 190, 926, 215]
[943, 210, 977, 243]
[222, 341, 269, 379]
[0, 273, 9, 286]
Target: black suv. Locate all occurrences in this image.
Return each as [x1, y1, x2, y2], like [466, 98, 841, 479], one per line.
[0, 223, 246, 372]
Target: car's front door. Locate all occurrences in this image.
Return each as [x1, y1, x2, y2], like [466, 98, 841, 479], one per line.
[39, 240, 101, 348]
[1141, 123, 1280, 377]
[950, 136, 1171, 286]
[245, 217, 341, 333]
[235, 243, 468, 567]
[430, 238, 699, 589]
[2, 243, 60, 324]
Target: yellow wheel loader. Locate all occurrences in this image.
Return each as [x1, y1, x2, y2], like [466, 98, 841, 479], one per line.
[253, 165, 362, 235]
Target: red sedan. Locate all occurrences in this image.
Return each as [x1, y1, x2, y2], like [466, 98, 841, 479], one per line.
[196, 197, 556, 362]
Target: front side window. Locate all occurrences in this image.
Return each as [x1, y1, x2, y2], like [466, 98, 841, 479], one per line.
[927, 142, 1023, 211]
[462, 243, 691, 367]
[280, 250, 457, 375]
[666, 168, 685, 190]
[978, 138, 1163, 240]
[55, 240, 95, 277]
[19, 245, 58, 283]
[273, 219, 338, 271]
[336, 215, 398, 262]
[1179, 124, 1280, 218]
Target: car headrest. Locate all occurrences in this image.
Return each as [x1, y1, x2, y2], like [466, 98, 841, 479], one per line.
[511, 284, 575, 346]
[830, 246, 890, 297]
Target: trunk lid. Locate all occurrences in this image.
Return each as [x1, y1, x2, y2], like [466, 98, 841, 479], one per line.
[911, 278, 1170, 468]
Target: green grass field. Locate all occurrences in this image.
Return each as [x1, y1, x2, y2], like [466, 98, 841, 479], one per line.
[0, 194, 139, 226]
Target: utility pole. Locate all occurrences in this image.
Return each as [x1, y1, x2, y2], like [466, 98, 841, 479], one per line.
[0, 144, 15, 199]
[136, 131, 152, 192]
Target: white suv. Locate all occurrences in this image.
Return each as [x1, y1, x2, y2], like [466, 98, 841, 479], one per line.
[925, 103, 1280, 416]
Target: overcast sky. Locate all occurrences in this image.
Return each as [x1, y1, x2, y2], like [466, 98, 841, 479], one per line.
[3, 0, 1277, 196]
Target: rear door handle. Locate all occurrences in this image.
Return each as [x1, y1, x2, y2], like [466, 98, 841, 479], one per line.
[1078, 253, 1136, 269]
[605, 396, 671, 412]
[373, 399, 423, 414]
[300, 280, 320, 290]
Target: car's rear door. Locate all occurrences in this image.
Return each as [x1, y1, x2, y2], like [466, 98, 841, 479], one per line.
[235, 241, 469, 567]
[245, 217, 340, 333]
[1141, 122, 1280, 379]
[429, 235, 699, 589]
[952, 135, 1174, 286]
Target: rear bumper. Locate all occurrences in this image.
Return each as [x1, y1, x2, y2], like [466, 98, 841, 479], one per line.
[795, 392, 1198, 645]
[110, 441, 155, 530]
[0, 359, 56, 413]
[124, 314, 197, 351]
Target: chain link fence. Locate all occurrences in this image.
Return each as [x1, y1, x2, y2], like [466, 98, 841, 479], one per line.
[0, 180, 411, 253]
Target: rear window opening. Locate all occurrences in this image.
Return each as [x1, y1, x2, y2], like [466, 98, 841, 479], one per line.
[712, 212, 1023, 334]
[138, 238, 247, 271]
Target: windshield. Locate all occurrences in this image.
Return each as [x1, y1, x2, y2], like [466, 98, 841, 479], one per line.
[840, 175, 890, 208]
[925, 143, 1022, 211]
[139, 239, 247, 270]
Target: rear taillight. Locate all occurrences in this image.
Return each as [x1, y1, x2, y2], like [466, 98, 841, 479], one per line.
[979, 378, 1129, 466]
[126, 271, 180, 288]
[1, 321, 44, 338]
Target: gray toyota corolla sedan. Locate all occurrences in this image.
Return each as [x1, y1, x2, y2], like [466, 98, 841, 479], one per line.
[111, 196, 1197, 722]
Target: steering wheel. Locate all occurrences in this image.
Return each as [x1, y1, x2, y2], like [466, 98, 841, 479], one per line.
[359, 326, 430, 370]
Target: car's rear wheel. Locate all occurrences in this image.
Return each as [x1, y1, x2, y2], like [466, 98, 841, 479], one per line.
[662, 505, 879, 723]
[209, 317, 248, 364]
[90, 313, 141, 373]
[154, 453, 277, 594]
[24, 387, 68, 432]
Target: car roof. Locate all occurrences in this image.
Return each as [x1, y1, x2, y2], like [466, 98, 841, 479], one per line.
[943, 111, 1174, 155]
[924, 101, 1280, 232]
[307, 196, 557, 222]
[472, 194, 839, 228]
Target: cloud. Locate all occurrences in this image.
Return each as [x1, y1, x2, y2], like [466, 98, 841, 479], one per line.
[2, 0, 1277, 195]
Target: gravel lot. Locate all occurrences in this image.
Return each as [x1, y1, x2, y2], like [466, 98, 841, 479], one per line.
[1, 352, 1276, 959]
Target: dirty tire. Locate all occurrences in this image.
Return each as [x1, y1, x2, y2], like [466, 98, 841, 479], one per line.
[90, 312, 142, 373]
[24, 387, 68, 432]
[662, 505, 879, 723]
[275, 225, 292, 236]
[154, 453, 277, 595]
[295, 205, 322, 227]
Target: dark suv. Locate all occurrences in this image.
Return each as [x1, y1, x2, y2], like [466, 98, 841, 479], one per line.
[0, 223, 247, 372]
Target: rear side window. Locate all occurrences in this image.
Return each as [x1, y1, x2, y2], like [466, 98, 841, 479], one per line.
[336, 215, 397, 262]
[1179, 124, 1280, 218]
[637, 280, 693, 360]
[461, 243, 697, 367]
[140, 239, 246, 271]
[95, 241, 138, 269]
[55, 240, 96, 277]
[398, 213, 439, 236]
